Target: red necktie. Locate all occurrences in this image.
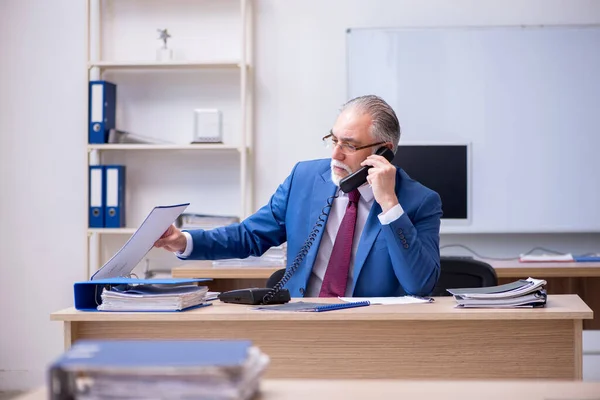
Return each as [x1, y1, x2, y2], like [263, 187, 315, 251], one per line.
[319, 189, 360, 297]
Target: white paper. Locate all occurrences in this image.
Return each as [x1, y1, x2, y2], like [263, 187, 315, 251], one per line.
[91, 203, 189, 280]
[519, 253, 573, 262]
[457, 277, 546, 300]
[339, 296, 432, 305]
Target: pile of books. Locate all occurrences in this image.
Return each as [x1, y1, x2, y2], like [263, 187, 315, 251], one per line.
[448, 277, 547, 308]
[175, 213, 240, 230]
[49, 340, 269, 400]
[213, 243, 287, 268]
[98, 283, 209, 312]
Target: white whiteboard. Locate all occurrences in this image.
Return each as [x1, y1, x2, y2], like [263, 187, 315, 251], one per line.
[347, 26, 600, 233]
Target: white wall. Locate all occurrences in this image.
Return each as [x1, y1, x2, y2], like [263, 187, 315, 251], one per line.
[0, 0, 87, 389]
[1, 0, 600, 390]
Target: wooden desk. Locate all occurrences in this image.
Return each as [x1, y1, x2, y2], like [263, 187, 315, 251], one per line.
[172, 261, 600, 330]
[172, 261, 280, 292]
[51, 295, 591, 380]
[489, 260, 600, 330]
[16, 380, 600, 400]
[491, 260, 600, 278]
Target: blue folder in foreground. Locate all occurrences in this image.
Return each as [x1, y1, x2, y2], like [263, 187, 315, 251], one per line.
[74, 203, 211, 312]
[48, 340, 265, 399]
[52, 339, 253, 369]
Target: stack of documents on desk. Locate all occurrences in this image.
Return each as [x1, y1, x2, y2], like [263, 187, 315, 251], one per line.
[212, 243, 287, 268]
[519, 253, 574, 262]
[49, 340, 269, 400]
[98, 283, 209, 311]
[175, 213, 240, 230]
[448, 278, 547, 308]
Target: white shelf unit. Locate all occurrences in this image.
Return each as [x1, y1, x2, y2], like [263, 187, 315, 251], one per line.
[88, 144, 243, 151]
[89, 60, 246, 69]
[85, 0, 253, 278]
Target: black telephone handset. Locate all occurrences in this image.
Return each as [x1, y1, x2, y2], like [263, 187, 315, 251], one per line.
[218, 146, 396, 306]
[339, 146, 395, 193]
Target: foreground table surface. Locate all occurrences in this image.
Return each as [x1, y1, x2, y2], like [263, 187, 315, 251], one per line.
[51, 295, 592, 380]
[16, 380, 600, 400]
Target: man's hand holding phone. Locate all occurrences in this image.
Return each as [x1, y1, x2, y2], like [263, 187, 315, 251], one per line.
[361, 152, 399, 214]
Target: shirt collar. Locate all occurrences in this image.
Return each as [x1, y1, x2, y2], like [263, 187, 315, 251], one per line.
[337, 183, 374, 203]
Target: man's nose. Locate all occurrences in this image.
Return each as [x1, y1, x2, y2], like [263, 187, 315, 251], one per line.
[332, 143, 345, 160]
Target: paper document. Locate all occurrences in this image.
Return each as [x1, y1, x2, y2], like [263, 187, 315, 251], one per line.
[339, 296, 433, 305]
[519, 253, 573, 262]
[449, 277, 546, 300]
[98, 284, 209, 311]
[91, 203, 190, 280]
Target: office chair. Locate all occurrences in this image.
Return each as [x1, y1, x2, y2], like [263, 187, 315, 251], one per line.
[430, 256, 498, 296]
[266, 258, 497, 296]
[266, 268, 286, 289]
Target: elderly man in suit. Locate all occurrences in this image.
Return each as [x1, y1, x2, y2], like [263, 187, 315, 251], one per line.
[155, 95, 442, 297]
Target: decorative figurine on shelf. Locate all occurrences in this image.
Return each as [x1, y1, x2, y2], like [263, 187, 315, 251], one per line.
[156, 28, 173, 61]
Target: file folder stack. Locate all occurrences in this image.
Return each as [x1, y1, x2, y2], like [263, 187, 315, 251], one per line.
[49, 340, 270, 400]
[175, 213, 240, 230]
[75, 203, 213, 312]
[98, 282, 210, 312]
[212, 243, 287, 268]
[448, 278, 547, 308]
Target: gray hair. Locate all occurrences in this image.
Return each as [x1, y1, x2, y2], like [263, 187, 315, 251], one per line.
[341, 95, 401, 153]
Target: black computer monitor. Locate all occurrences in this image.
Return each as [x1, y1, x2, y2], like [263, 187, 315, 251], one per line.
[392, 144, 469, 220]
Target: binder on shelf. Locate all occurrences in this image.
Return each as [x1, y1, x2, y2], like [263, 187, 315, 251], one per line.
[104, 165, 126, 228]
[75, 203, 211, 311]
[88, 165, 105, 228]
[89, 80, 117, 144]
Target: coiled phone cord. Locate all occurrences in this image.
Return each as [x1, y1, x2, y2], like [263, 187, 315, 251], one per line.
[261, 193, 338, 304]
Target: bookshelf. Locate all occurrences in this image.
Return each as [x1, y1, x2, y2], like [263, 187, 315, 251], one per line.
[88, 60, 245, 69]
[85, 0, 253, 278]
[87, 144, 242, 151]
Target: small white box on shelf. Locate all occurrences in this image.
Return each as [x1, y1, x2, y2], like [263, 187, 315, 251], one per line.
[193, 109, 222, 143]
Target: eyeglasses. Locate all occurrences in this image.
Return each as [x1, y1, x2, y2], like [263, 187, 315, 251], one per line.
[322, 133, 385, 155]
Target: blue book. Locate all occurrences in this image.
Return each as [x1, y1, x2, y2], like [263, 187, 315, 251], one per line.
[51, 340, 253, 370]
[88, 165, 105, 227]
[103, 165, 126, 228]
[48, 340, 268, 399]
[89, 80, 116, 144]
[574, 256, 600, 262]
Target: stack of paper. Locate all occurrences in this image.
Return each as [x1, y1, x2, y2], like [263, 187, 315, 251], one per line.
[519, 253, 573, 262]
[175, 213, 240, 230]
[49, 340, 269, 400]
[212, 243, 287, 268]
[98, 283, 209, 311]
[448, 278, 547, 308]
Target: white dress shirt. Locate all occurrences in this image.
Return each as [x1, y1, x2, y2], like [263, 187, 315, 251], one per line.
[178, 185, 404, 297]
[304, 184, 403, 297]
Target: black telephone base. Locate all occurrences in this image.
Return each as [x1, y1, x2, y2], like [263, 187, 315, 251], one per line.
[218, 288, 291, 305]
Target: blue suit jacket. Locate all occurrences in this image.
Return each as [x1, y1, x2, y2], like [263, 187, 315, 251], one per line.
[185, 159, 442, 297]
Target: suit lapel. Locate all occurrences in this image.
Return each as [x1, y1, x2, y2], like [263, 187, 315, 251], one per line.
[349, 200, 383, 294]
[303, 168, 337, 277]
